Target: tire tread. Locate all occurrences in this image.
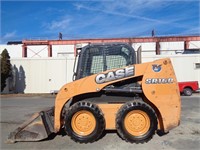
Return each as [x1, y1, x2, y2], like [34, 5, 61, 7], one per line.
[116, 100, 157, 143]
[64, 101, 105, 143]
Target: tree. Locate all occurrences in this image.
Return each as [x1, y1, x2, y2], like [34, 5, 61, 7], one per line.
[1, 49, 12, 92]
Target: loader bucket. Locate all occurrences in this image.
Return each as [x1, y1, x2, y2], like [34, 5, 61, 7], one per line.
[6, 107, 54, 143]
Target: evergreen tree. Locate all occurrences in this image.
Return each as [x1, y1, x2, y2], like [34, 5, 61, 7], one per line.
[1, 49, 12, 92]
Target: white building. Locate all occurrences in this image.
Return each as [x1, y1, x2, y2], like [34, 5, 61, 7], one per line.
[1, 35, 200, 93]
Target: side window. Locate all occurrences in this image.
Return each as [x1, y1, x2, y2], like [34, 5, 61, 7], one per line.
[90, 55, 104, 74]
[80, 47, 104, 78]
[106, 46, 132, 70]
[106, 55, 127, 70]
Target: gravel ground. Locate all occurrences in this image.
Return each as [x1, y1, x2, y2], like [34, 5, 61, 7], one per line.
[0, 94, 200, 150]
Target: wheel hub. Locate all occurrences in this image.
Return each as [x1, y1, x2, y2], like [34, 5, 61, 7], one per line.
[71, 110, 96, 136]
[124, 110, 150, 136]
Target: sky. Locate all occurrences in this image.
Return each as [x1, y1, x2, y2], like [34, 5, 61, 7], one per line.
[1, 0, 200, 44]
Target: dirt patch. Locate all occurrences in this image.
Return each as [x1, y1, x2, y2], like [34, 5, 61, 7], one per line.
[191, 129, 200, 135]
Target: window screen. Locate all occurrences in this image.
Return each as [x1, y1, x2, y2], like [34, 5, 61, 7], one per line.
[78, 44, 135, 79]
[91, 56, 104, 74]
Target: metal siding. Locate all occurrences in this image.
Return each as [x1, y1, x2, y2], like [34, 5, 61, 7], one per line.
[26, 45, 48, 58]
[160, 42, 184, 50]
[52, 45, 74, 57]
[189, 41, 200, 49]
[0, 45, 22, 58]
[10, 58, 70, 93]
[132, 42, 156, 57]
[66, 58, 75, 83]
[132, 42, 155, 51]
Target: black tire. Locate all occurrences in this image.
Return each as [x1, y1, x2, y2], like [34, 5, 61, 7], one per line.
[116, 100, 157, 143]
[183, 88, 192, 96]
[64, 101, 105, 143]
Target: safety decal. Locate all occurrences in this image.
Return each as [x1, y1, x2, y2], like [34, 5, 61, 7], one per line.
[95, 66, 135, 84]
[152, 64, 162, 72]
[145, 78, 174, 84]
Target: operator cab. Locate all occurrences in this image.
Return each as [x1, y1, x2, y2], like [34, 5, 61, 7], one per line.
[74, 43, 136, 80]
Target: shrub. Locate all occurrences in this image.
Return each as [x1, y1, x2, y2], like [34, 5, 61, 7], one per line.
[1, 49, 11, 92]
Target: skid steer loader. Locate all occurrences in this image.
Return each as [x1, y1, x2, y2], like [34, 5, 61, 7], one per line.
[7, 43, 181, 144]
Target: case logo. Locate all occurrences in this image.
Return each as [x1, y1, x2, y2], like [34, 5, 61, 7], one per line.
[95, 66, 134, 84]
[152, 64, 162, 72]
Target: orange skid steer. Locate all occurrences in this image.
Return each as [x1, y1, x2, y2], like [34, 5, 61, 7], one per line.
[7, 43, 181, 144]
